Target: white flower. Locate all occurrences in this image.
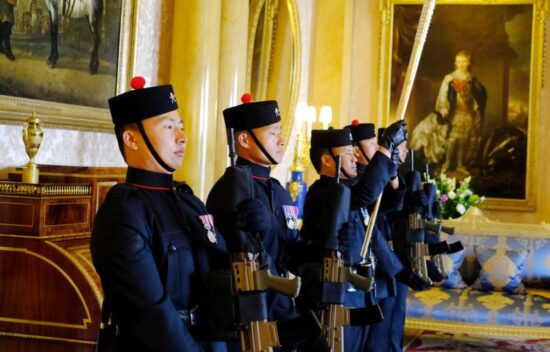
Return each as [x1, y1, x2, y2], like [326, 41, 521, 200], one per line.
[456, 203, 466, 215]
[448, 191, 457, 200]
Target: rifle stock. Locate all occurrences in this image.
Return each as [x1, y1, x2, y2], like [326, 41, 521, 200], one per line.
[322, 304, 350, 352]
[321, 253, 349, 352]
[424, 220, 455, 235]
[408, 213, 432, 285]
[433, 253, 448, 279]
[240, 321, 280, 352]
[410, 242, 432, 285]
[254, 270, 301, 298]
[340, 266, 373, 292]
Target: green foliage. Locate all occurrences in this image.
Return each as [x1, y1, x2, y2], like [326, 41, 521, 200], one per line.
[433, 173, 484, 219]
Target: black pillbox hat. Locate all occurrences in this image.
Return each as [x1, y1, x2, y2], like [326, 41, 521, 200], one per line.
[310, 128, 353, 150]
[108, 79, 178, 126]
[223, 94, 281, 131]
[347, 122, 376, 142]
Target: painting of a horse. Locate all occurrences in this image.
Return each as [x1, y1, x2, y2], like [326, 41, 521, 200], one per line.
[44, 0, 103, 74]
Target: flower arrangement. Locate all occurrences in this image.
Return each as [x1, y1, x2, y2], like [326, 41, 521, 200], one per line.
[433, 173, 484, 219]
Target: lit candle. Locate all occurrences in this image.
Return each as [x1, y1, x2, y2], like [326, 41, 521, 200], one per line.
[295, 101, 307, 135]
[304, 106, 316, 140]
[319, 106, 332, 130]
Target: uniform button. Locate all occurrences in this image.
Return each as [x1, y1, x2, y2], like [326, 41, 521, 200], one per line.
[168, 243, 177, 252]
[275, 210, 280, 216]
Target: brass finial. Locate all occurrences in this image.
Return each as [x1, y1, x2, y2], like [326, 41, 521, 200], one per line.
[21, 112, 43, 184]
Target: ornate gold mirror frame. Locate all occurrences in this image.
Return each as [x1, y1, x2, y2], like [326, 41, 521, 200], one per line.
[247, 0, 301, 146]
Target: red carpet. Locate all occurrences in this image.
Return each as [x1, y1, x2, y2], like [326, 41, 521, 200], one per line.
[404, 330, 550, 351]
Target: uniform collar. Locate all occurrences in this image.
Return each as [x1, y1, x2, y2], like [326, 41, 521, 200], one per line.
[126, 167, 173, 190]
[319, 174, 353, 187]
[236, 157, 271, 180]
[356, 163, 367, 176]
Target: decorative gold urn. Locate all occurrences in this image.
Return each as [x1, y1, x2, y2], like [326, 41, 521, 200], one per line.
[22, 113, 43, 184]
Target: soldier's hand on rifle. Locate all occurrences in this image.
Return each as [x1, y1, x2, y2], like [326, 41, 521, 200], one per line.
[235, 198, 273, 234]
[379, 120, 407, 154]
[396, 267, 430, 291]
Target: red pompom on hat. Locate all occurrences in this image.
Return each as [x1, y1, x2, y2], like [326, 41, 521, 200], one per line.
[109, 78, 178, 125]
[241, 93, 253, 104]
[130, 76, 146, 90]
[352, 119, 360, 126]
[223, 93, 280, 131]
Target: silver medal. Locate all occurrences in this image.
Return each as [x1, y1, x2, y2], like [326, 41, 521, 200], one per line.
[207, 229, 217, 243]
[286, 216, 296, 230]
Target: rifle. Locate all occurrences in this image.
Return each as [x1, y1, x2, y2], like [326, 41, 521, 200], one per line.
[225, 128, 302, 352]
[422, 165, 461, 278]
[320, 157, 380, 352]
[406, 170, 437, 286]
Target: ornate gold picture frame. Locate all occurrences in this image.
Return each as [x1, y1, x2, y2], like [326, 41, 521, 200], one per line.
[379, 0, 546, 211]
[0, 0, 139, 131]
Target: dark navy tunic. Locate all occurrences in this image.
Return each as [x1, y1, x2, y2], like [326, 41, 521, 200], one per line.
[300, 152, 396, 352]
[366, 180, 406, 304]
[91, 167, 227, 352]
[206, 157, 301, 321]
[365, 180, 407, 352]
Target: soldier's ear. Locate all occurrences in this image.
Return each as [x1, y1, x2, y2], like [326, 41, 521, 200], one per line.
[122, 130, 139, 151]
[320, 153, 333, 169]
[236, 131, 251, 149]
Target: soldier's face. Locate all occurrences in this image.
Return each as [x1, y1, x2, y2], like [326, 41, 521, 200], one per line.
[355, 137, 378, 164]
[455, 55, 470, 72]
[140, 110, 188, 173]
[246, 121, 285, 165]
[397, 141, 408, 164]
[333, 145, 357, 179]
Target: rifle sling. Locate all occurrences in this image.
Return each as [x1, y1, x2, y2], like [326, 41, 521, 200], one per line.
[349, 305, 384, 326]
[276, 311, 322, 346]
[237, 291, 269, 324]
[320, 282, 346, 305]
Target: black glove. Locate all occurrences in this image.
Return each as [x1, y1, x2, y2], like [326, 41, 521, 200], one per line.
[235, 198, 272, 234]
[396, 267, 430, 291]
[379, 120, 407, 153]
[390, 147, 402, 172]
[427, 260, 444, 283]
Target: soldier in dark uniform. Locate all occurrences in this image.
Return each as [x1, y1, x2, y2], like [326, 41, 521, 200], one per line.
[91, 77, 228, 351]
[301, 122, 406, 352]
[373, 127, 432, 352]
[207, 94, 309, 350]
[348, 122, 429, 351]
